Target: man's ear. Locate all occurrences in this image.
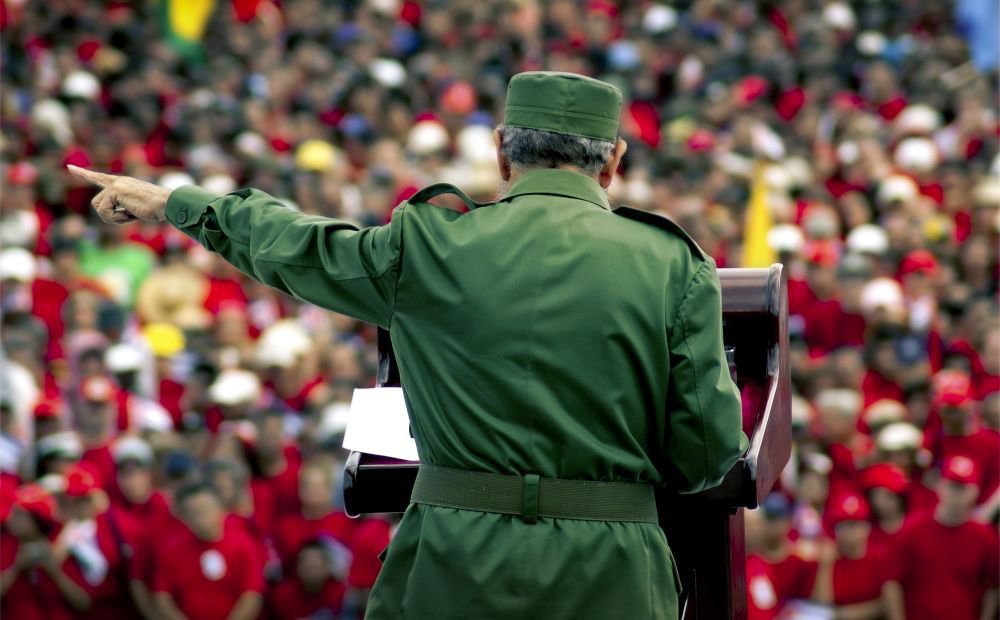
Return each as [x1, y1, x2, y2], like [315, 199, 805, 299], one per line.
[599, 139, 628, 188]
[494, 128, 511, 181]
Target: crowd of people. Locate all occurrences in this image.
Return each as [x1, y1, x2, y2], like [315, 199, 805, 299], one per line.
[0, 0, 998, 618]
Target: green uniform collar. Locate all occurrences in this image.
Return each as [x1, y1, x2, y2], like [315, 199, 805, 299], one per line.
[502, 168, 610, 211]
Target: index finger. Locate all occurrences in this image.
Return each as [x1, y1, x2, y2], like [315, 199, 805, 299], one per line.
[67, 165, 116, 188]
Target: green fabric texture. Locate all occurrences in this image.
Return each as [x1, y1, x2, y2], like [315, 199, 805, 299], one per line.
[503, 71, 623, 142]
[165, 168, 746, 620]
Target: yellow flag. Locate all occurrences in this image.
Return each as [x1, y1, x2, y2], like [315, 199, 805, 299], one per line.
[742, 163, 777, 268]
[163, 0, 216, 59]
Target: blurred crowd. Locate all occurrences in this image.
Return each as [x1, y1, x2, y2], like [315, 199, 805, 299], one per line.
[0, 0, 998, 619]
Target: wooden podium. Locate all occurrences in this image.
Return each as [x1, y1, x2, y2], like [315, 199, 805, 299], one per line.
[344, 265, 791, 620]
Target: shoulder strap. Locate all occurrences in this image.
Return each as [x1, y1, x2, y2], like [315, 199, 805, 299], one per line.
[612, 205, 708, 261]
[407, 183, 493, 211]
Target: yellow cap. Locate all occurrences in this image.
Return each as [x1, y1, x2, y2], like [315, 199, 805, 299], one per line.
[143, 323, 186, 358]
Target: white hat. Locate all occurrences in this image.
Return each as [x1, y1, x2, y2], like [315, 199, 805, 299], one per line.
[36, 431, 83, 461]
[367, 0, 399, 16]
[972, 177, 1000, 207]
[0, 247, 36, 282]
[823, 2, 856, 30]
[895, 105, 941, 136]
[856, 31, 887, 56]
[62, 70, 100, 100]
[105, 343, 144, 373]
[790, 394, 813, 427]
[112, 436, 154, 465]
[783, 157, 813, 188]
[406, 121, 450, 156]
[256, 320, 312, 369]
[876, 422, 923, 451]
[30, 99, 72, 146]
[763, 165, 793, 191]
[894, 137, 939, 173]
[861, 277, 905, 314]
[134, 401, 173, 433]
[837, 141, 861, 166]
[846, 224, 889, 254]
[208, 369, 261, 406]
[643, 5, 678, 33]
[202, 173, 237, 195]
[767, 224, 805, 254]
[815, 389, 861, 419]
[158, 171, 196, 191]
[235, 131, 268, 157]
[456, 125, 496, 165]
[370, 58, 407, 89]
[36, 473, 67, 494]
[876, 175, 919, 207]
[864, 399, 907, 429]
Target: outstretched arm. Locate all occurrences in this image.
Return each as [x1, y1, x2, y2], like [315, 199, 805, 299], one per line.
[68, 166, 404, 328]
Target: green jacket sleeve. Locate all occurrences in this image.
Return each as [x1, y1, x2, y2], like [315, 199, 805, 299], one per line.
[165, 185, 404, 328]
[666, 259, 749, 494]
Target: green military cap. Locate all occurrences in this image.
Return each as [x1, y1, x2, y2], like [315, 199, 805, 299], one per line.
[504, 71, 623, 143]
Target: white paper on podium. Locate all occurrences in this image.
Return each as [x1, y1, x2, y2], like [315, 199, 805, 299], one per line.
[341, 388, 419, 461]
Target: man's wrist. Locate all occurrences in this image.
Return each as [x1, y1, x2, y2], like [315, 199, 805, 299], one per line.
[165, 185, 220, 229]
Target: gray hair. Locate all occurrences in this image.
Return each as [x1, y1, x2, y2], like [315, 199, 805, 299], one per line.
[498, 125, 616, 176]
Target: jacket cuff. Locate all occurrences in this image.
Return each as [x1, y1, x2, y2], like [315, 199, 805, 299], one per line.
[165, 185, 219, 229]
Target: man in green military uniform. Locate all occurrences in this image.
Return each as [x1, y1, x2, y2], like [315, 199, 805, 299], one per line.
[71, 71, 747, 620]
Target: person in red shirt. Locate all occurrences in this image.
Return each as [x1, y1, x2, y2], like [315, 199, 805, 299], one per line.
[746, 493, 819, 615]
[884, 456, 999, 620]
[875, 422, 939, 513]
[75, 375, 120, 494]
[267, 539, 346, 620]
[859, 463, 910, 552]
[55, 465, 142, 619]
[0, 484, 91, 619]
[246, 410, 303, 517]
[812, 493, 887, 617]
[153, 482, 264, 620]
[816, 389, 868, 505]
[204, 458, 278, 579]
[924, 376, 1000, 503]
[273, 463, 354, 572]
[861, 330, 906, 408]
[110, 436, 176, 616]
[347, 515, 396, 613]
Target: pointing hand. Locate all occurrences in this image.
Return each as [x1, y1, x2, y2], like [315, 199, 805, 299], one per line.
[67, 165, 172, 224]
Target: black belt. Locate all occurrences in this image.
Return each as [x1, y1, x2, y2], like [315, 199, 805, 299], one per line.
[410, 464, 658, 524]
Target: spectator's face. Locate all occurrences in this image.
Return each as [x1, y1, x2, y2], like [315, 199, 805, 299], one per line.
[939, 405, 971, 432]
[117, 461, 153, 503]
[297, 546, 329, 588]
[77, 400, 113, 434]
[937, 479, 977, 515]
[880, 448, 915, 470]
[797, 470, 829, 508]
[982, 329, 1000, 376]
[868, 487, 904, 520]
[5, 506, 40, 540]
[820, 411, 855, 442]
[299, 467, 332, 512]
[180, 491, 224, 541]
[760, 516, 791, 547]
[981, 394, 1000, 431]
[209, 470, 241, 508]
[254, 416, 284, 458]
[834, 520, 870, 552]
